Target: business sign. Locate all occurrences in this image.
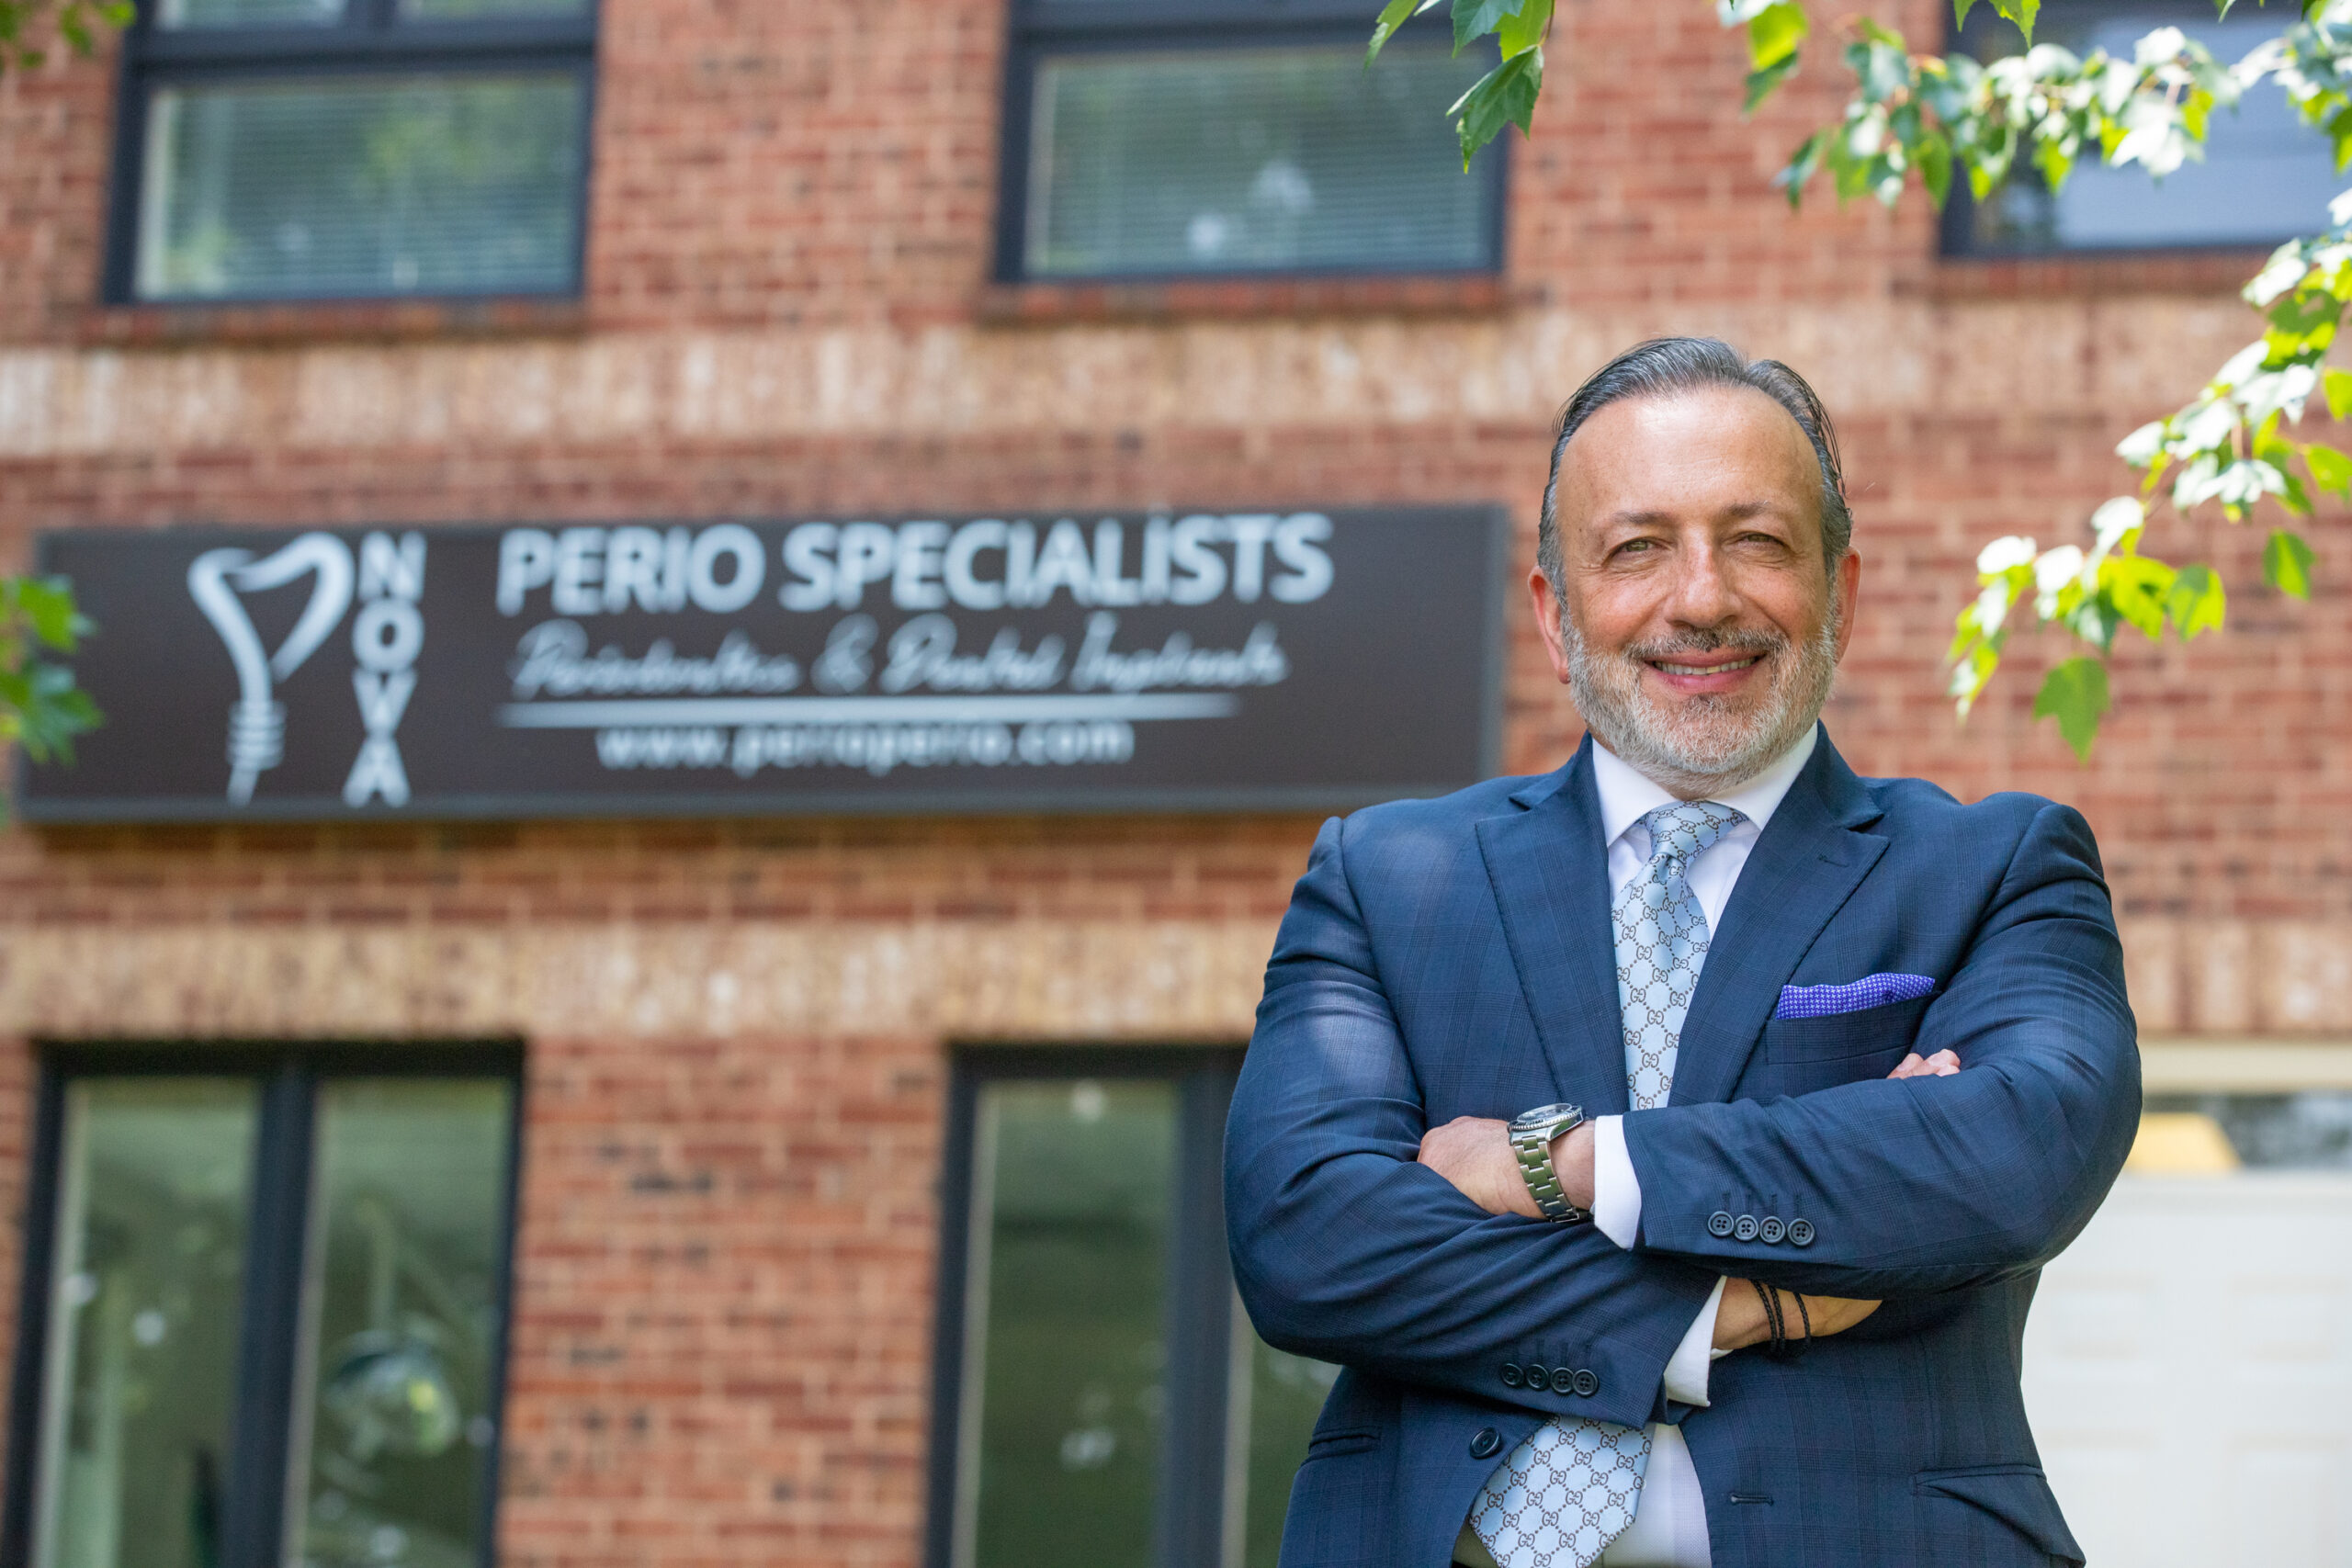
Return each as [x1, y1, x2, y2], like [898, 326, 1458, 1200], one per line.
[20, 509, 1504, 821]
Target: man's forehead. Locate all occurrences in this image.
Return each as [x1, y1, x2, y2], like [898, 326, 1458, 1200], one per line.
[1558, 387, 1819, 511]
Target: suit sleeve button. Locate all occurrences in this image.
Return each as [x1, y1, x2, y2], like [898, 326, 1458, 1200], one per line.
[1470, 1427, 1505, 1460]
[1523, 1362, 1549, 1388]
[1707, 1211, 1736, 1237]
[1499, 1362, 1523, 1388]
[1573, 1369, 1600, 1398]
[1788, 1218, 1815, 1247]
[1758, 1216, 1786, 1245]
[1734, 1214, 1760, 1242]
[1550, 1367, 1576, 1394]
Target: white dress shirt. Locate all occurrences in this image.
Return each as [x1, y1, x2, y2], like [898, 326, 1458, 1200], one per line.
[1455, 727, 1817, 1568]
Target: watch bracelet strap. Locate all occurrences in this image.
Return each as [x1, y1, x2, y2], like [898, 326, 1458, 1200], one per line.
[1512, 1120, 1591, 1224]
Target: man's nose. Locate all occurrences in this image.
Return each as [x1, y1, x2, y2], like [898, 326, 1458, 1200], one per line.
[1662, 543, 1740, 627]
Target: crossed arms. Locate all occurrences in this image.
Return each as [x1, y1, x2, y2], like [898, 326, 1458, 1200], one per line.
[1224, 801, 2141, 1430]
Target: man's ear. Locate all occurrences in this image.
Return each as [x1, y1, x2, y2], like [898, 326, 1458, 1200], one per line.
[1529, 567, 1575, 685]
[1831, 548, 1861, 663]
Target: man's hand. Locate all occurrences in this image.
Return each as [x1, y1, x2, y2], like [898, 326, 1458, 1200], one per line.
[1417, 1116, 1596, 1219]
[1889, 1048, 1961, 1079]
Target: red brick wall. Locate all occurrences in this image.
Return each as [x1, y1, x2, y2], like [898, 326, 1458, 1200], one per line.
[0, 1, 2346, 1564]
[504, 1029, 945, 1567]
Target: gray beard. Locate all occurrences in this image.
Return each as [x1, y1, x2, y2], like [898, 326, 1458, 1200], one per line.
[1561, 605, 1837, 795]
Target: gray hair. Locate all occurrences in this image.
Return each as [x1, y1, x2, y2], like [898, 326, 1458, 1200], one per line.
[1535, 336, 1852, 594]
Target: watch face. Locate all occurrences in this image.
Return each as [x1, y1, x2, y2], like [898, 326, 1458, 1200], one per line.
[1512, 1102, 1579, 1134]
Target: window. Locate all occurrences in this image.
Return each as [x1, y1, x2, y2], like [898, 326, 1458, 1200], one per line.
[1942, 0, 2341, 255]
[104, 0, 596, 303]
[1, 1046, 523, 1568]
[927, 1048, 1337, 1568]
[998, 0, 1505, 281]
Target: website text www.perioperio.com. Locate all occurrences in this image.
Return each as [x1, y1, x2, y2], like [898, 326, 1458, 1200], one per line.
[594, 719, 1136, 778]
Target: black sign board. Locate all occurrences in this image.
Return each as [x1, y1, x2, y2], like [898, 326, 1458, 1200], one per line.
[21, 509, 1505, 821]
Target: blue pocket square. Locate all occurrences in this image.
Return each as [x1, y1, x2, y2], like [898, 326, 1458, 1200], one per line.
[1775, 973, 1937, 1020]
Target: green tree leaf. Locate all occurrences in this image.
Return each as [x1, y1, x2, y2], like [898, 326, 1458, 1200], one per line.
[1952, 0, 1979, 27]
[1452, 0, 1529, 54]
[1990, 0, 2038, 42]
[11, 672, 100, 765]
[2324, 366, 2352, 420]
[2305, 441, 2352, 498]
[1367, 0, 1441, 63]
[2264, 528, 2317, 597]
[1917, 130, 1954, 206]
[1745, 51, 1801, 113]
[2165, 563, 2226, 638]
[1449, 48, 1542, 166]
[11, 576, 84, 651]
[2099, 554, 2175, 638]
[2034, 657, 2109, 761]
[1497, 0, 1552, 58]
[1747, 0, 1807, 68]
[0, 570, 102, 774]
[1775, 127, 1830, 206]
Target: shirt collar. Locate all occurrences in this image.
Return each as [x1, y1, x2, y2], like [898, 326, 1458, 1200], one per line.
[1589, 722, 1820, 849]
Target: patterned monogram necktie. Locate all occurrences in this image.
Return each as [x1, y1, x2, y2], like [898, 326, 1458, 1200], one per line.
[1469, 799, 1743, 1568]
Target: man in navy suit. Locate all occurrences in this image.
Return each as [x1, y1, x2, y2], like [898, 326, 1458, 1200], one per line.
[1226, 337, 2139, 1568]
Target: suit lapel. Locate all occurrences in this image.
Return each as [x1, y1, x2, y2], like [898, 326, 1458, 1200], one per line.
[1475, 737, 1632, 1117]
[1668, 729, 1890, 1107]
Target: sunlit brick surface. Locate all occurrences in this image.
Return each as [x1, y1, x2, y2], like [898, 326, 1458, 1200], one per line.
[1, 1, 2346, 1562]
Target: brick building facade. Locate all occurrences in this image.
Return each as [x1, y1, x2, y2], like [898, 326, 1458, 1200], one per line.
[0, 0, 2345, 1565]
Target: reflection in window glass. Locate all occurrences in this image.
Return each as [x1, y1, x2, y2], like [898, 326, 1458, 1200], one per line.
[1228, 1323, 1340, 1568]
[33, 1080, 257, 1568]
[282, 1080, 514, 1568]
[1023, 44, 1495, 277]
[959, 1079, 1173, 1568]
[134, 75, 584, 300]
[157, 0, 341, 28]
[1955, 7, 2340, 252]
[397, 0, 589, 17]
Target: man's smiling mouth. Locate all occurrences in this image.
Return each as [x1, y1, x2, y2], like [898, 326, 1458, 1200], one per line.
[1649, 656, 1762, 676]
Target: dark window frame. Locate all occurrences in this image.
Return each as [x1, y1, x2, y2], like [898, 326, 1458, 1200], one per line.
[924, 1044, 1249, 1568]
[1938, 0, 2328, 260]
[994, 0, 1508, 284]
[101, 0, 600, 305]
[0, 1039, 527, 1568]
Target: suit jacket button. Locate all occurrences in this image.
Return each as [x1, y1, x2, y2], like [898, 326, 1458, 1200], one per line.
[1499, 1362, 1524, 1388]
[1788, 1218, 1815, 1247]
[1572, 1369, 1600, 1398]
[1707, 1211, 1736, 1237]
[1734, 1214, 1760, 1242]
[1470, 1427, 1505, 1461]
[1758, 1216, 1786, 1245]
[1550, 1367, 1576, 1394]
[1523, 1362, 1549, 1388]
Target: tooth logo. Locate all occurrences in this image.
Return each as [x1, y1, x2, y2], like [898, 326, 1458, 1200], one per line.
[187, 534, 356, 805]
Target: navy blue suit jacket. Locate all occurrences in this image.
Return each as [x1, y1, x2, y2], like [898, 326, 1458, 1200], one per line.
[1226, 730, 2140, 1568]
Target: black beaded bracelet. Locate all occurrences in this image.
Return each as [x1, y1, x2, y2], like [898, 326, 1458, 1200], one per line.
[1751, 1280, 1815, 1362]
[1750, 1278, 1784, 1357]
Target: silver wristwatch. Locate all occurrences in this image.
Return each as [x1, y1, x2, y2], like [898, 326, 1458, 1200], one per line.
[1509, 1102, 1592, 1223]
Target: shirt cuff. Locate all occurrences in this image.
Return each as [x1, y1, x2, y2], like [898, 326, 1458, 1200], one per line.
[1590, 1113, 1641, 1249]
[1662, 1277, 1726, 1409]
